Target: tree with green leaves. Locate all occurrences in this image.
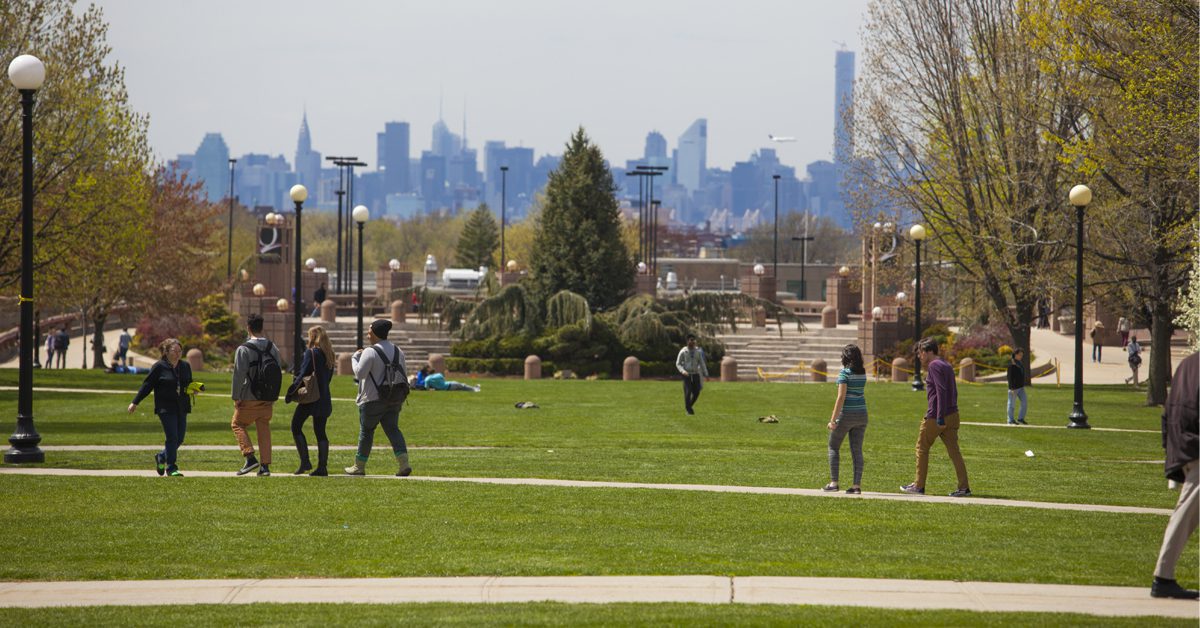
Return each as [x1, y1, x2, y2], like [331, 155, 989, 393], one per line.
[529, 128, 634, 311]
[454, 204, 499, 269]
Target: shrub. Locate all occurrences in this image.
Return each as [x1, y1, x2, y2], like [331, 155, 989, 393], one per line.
[135, 314, 202, 353]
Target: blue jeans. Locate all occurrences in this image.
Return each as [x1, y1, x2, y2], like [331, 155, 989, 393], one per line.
[1007, 388, 1028, 424]
[355, 401, 407, 460]
[157, 411, 187, 469]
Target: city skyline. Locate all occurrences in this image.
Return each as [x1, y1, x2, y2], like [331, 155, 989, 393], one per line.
[91, 0, 870, 172]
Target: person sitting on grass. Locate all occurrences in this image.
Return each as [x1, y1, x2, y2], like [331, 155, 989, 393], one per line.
[425, 370, 479, 392]
[409, 365, 431, 390]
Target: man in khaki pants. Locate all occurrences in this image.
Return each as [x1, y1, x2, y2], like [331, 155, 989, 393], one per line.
[901, 337, 971, 497]
[230, 313, 281, 477]
[1152, 352, 1198, 599]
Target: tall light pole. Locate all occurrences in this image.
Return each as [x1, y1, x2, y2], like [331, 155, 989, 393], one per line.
[7, 54, 46, 464]
[650, 199, 662, 275]
[500, 165, 508, 270]
[353, 205, 369, 349]
[326, 156, 354, 293]
[344, 160, 367, 293]
[227, 158, 237, 280]
[772, 174, 781, 285]
[289, 184, 307, 375]
[1067, 184, 1092, 429]
[910, 224, 927, 391]
[626, 170, 648, 264]
[791, 235, 814, 300]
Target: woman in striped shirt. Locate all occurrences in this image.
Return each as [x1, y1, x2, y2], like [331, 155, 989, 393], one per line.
[824, 344, 868, 494]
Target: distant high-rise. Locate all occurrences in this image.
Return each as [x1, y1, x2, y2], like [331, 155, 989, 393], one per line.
[377, 122, 411, 195]
[431, 118, 462, 158]
[420, 151, 447, 212]
[833, 50, 855, 165]
[676, 119, 707, 193]
[644, 131, 667, 160]
[294, 112, 322, 195]
[194, 132, 230, 202]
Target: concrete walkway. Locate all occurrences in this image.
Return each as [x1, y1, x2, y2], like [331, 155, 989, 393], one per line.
[0, 575, 1194, 618]
[1026, 327, 1182, 386]
[0, 467, 1170, 516]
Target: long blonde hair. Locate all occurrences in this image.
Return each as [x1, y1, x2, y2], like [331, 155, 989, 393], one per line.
[307, 326, 335, 366]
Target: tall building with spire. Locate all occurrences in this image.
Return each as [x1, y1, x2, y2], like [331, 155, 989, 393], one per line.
[293, 112, 322, 196]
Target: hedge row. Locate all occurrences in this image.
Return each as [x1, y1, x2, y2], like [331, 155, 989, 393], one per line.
[443, 357, 720, 379]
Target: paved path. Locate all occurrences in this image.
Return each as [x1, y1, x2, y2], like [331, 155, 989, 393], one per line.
[960, 421, 1158, 434]
[0, 575, 1194, 618]
[0, 467, 1170, 516]
[38, 445, 494, 451]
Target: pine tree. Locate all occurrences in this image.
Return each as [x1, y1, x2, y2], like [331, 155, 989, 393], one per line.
[529, 128, 634, 311]
[454, 204, 499, 269]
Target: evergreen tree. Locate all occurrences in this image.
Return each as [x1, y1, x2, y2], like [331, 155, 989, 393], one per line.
[454, 204, 499, 269]
[529, 128, 634, 311]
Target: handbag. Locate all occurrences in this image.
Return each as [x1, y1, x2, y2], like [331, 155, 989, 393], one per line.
[295, 373, 321, 404]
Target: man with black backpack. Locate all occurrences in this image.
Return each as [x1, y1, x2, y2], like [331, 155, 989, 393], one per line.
[230, 313, 283, 476]
[345, 318, 412, 477]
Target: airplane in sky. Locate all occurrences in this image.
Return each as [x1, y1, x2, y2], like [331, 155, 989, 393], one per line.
[768, 134, 797, 142]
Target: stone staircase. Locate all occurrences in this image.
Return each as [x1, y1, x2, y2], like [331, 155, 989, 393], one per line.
[717, 324, 859, 382]
[308, 319, 452, 369]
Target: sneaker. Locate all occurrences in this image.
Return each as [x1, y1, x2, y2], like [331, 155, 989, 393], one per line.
[949, 488, 972, 497]
[236, 455, 259, 476]
[822, 483, 839, 492]
[155, 452, 166, 476]
[686, 408, 695, 415]
[1151, 577, 1200, 599]
[396, 467, 412, 477]
[1017, 419, 1028, 425]
[1007, 421, 1017, 426]
[257, 465, 271, 477]
[845, 487, 861, 494]
[345, 461, 366, 476]
[167, 468, 183, 477]
[900, 483, 924, 494]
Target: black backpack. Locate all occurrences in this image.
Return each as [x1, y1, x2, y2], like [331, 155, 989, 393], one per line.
[243, 340, 283, 402]
[370, 345, 409, 406]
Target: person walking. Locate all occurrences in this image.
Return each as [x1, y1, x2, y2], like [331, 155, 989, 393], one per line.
[230, 313, 282, 477]
[127, 338, 192, 477]
[53, 327, 69, 369]
[1151, 352, 1198, 599]
[824, 344, 868, 494]
[1006, 348, 1028, 425]
[44, 333, 55, 369]
[117, 328, 132, 367]
[310, 283, 326, 318]
[288, 326, 335, 476]
[1126, 336, 1143, 386]
[675, 335, 708, 415]
[1118, 316, 1131, 348]
[902, 337, 971, 497]
[345, 319, 412, 477]
[1090, 320, 1104, 363]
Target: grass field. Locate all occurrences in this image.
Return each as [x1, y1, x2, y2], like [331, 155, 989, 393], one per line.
[0, 368, 1193, 623]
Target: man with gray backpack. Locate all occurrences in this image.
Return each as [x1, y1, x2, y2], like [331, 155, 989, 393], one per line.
[230, 313, 282, 476]
[345, 318, 412, 477]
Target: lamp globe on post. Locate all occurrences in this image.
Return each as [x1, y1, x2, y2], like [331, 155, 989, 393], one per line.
[306, 258, 317, 270]
[253, 283, 266, 297]
[506, 260, 518, 273]
[909, 223, 928, 391]
[288, 184, 308, 374]
[7, 54, 46, 463]
[753, 263, 765, 277]
[1067, 184, 1092, 429]
[352, 205, 369, 348]
[389, 258, 401, 272]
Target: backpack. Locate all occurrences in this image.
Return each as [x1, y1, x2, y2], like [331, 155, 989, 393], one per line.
[243, 340, 282, 402]
[370, 345, 409, 406]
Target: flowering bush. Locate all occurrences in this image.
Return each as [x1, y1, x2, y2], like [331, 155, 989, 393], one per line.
[135, 314, 202, 354]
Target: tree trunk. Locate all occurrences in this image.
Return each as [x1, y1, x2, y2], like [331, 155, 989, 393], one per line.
[91, 311, 108, 369]
[1007, 305, 1034, 387]
[1146, 301, 1174, 405]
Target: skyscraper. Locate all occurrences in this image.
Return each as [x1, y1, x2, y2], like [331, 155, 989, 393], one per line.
[676, 119, 707, 194]
[377, 121, 411, 195]
[294, 112, 322, 195]
[833, 50, 855, 166]
[644, 131, 667, 160]
[194, 132, 230, 202]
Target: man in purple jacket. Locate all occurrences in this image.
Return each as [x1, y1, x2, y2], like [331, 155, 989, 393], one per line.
[902, 337, 971, 497]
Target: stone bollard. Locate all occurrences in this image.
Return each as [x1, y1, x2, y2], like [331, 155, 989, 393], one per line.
[959, 357, 976, 382]
[811, 358, 827, 383]
[524, 355, 542, 380]
[337, 352, 353, 376]
[623, 356, 640, 381]
[186, 348, 204, 373]
[892, 357, 910, 382]
[721, 356, 738, 382]
[320, 299, 337, 323]
[752, 306, 766, 328]
[821, 305, 837, 329]
[391, 300, 407, 324]
[429, 353, 446, 374]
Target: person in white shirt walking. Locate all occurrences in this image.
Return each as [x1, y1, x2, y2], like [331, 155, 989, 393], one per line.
[675, 335, 709, 415]
[345, 319, 412, 477]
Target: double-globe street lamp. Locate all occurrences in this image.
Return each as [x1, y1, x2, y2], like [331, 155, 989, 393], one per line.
[353, 205, 370, 349]
[1067, 184, 1093, 429]
[289, 184, 307, 374]
[909, 224, 928, 391]
[7, 54, 46, 463]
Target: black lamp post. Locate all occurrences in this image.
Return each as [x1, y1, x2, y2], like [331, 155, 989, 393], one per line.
[352, 205, 369, 348]
[791, 234, 814, 300]
[909, 224, 927, 391]
[1067, 184, 1092, 429]
[327, 156, 358, 293]
[7, 54, 46, 464]
[650, 199, 662, 275]
[500, 165, 508, 270]
[289, 184, 307, 374]
[772, 175, 781, 284]
[344, 160, 367, 293]
[227, 158, 237, 280]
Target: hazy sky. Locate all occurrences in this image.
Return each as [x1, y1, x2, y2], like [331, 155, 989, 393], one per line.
[93, 0, 870, 172]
